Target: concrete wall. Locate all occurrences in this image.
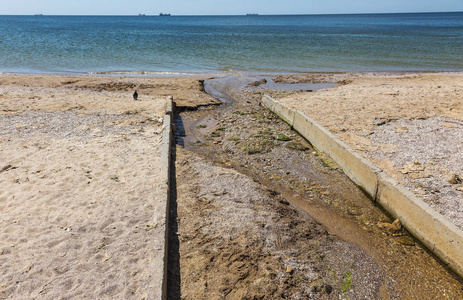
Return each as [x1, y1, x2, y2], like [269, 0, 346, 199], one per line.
[262, 94, 463, 279]
[158, 96, 173, 299]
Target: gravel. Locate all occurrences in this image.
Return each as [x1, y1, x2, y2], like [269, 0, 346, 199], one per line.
[370, 116, 463, 230]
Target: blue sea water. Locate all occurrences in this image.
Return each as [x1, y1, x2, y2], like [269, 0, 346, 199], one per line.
[0, 12, 462, 74]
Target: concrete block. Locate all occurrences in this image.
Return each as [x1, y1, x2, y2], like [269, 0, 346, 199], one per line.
[263, 94, 380, 198]
[377, 173, 463, 278]
[262, 95, 295, 126]
[292, 110, 380, 198]
[165, 95, 174, 116]
[158, 98, 173, 300]
[261, 95, 275, 112]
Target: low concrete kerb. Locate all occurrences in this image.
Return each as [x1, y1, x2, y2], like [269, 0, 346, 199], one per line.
[158, 95, 173, 299]
[262, 94, 463, 279]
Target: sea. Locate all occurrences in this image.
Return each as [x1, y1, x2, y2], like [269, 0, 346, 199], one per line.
[0, 12, 462, 74]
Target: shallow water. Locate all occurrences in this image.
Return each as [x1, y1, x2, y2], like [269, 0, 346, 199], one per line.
[1, 13, 462, 74]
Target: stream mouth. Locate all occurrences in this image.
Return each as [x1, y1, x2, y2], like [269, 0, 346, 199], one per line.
[203, 75, 335, 103]
[179, 75, 389, 253]
[171, 75, 463, 299]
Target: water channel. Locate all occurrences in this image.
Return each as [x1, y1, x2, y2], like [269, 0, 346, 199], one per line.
[168, 75, 463, 299]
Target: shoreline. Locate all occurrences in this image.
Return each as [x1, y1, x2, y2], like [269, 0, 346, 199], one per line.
[2, 69, 463, 78]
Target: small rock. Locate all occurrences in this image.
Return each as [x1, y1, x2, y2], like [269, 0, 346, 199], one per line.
[285, 266, 293, 274]
[1, 165, 13, 173]
[391, 219, 401, 231]
[359, 215, 370, 225]
[279, 199, 290, 205]
[359, 131, 374, 136]
[102, 251, 111, 262]
[286, 141, 308, 151]
[447, 174, 462, 184]
[247, 78, 267, 87]
[377, 219, 401, 232]
[395, 126, 409, 133]
[395, 236, 415, 246]
[440, 122, 459, 128]
[373, 118, 390, 126]
[145, 223, 157, 231]
[151, 117, 163, 123]
[401, 161, 425, 174]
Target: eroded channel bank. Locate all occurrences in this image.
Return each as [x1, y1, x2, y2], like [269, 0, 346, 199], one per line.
[167, 75, 463, 299]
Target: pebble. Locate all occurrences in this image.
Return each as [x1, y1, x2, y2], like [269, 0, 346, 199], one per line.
[377, 219, 402, 231]
[395, 126, 409, 133]
[395, 236, 415, 246]
[447, 174, 462, 184]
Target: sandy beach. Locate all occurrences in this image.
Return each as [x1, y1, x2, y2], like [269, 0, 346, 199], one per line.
[2, 72, 463, 298]
[275, 72, 463, 230]
[0, 74, 215, 299]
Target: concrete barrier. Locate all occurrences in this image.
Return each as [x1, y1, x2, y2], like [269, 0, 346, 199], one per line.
[264, 95, 380, 197]
[158, 96, 173, 299]
[377, 173, 463, 277]
[262, 94, 463, 278]
[292, 110, 381, 198]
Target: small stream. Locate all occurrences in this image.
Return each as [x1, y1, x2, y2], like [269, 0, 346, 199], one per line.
[172, 74, 463, 299]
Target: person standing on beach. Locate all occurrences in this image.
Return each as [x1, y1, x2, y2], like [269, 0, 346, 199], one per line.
[133, 90, 138, 100]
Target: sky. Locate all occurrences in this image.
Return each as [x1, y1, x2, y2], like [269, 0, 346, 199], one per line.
[1, 0, 463, 15]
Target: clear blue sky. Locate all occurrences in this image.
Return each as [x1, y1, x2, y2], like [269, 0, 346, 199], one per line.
[1, 0, 463, 15]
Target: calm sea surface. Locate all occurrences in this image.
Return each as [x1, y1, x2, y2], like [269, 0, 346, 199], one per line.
[0, 13, 462, 74]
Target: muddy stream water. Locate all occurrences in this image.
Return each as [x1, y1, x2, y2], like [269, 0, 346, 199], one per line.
[167, 75, 463, 299]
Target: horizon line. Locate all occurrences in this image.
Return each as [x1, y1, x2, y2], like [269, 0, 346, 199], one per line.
[1, 10, 463, 17]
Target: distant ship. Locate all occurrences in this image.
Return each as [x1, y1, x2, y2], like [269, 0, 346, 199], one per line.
[159, 13, 171, 16]
[138, 13, 146, 16]
[34, 14, 44, 16]
[246, 13, 258, 16]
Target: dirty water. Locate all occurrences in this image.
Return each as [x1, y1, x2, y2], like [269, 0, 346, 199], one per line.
[167, 75, 463, 299]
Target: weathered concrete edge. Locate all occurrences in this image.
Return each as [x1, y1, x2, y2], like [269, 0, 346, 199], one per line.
[262, 94, 463, 278]
[262, 95, 381, 197]
[159, 96, 173, 299]
[377, 173, 463, 277]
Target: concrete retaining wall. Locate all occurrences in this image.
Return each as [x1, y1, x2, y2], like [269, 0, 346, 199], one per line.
[262, 94, 463, 278]
[158, 96, 173, 299]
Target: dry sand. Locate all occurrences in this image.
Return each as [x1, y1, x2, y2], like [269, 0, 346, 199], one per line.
[0, 74, 214, 299]
[275, 72, 463, 230]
